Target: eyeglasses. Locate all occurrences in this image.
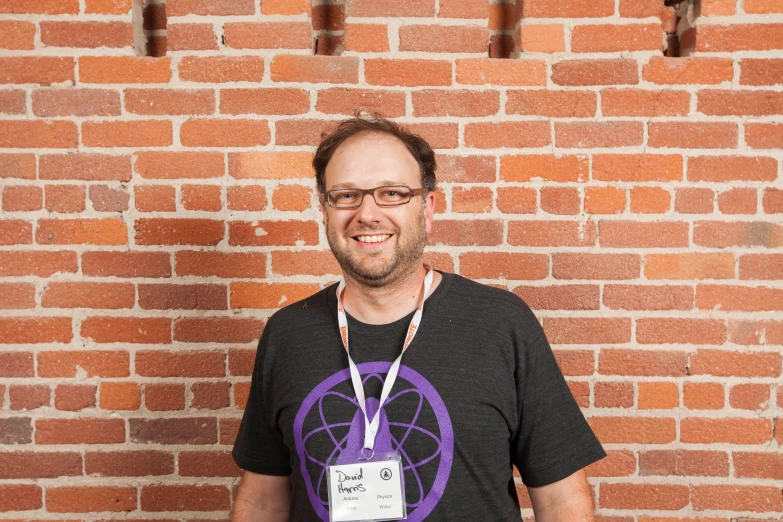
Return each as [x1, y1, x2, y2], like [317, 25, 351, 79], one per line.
[322, 185, 430, 209]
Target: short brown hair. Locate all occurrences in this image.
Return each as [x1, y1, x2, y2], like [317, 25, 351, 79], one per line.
[312, 114, 437, 194]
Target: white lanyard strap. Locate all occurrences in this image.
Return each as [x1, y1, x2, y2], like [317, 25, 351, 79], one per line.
[336, 267, 433, 458]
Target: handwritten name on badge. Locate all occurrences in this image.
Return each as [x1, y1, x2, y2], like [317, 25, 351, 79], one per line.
[328, 459, 406, 521]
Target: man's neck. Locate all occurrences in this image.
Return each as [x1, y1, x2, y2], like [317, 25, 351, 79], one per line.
[341, 265, 442, 325]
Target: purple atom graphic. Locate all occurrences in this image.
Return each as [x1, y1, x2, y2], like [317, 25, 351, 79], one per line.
[294, 361, 454, 521]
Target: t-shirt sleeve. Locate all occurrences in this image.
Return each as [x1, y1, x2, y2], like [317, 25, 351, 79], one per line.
[510, 329, 606, 488]
[232, 323, 292, 476]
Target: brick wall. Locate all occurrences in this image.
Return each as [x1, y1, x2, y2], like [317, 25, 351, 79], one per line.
[1, 0, 782, 518]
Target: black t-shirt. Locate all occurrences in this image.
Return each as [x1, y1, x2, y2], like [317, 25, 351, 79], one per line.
[233, 272, 605, 521]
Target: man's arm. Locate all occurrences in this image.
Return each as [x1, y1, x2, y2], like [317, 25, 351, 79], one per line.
[232, 471, 291, 522]
[526, 469, 595, 522]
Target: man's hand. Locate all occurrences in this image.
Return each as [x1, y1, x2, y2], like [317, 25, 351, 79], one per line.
[526, 469, 595, 522]
[232, 471, 291, 522]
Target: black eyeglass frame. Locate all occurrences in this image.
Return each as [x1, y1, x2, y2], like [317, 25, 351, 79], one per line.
[321, 185, 431, 209]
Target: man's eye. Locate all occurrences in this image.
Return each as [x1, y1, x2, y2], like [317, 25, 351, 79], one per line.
[338, 192, 358, 199]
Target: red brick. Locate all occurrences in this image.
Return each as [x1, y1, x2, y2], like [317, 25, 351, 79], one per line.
[589, 417, 676, 444]
[0, 282, 35, 310]
[227, 185, 266, 211]
[271, 55, 358, 84]
[637, 318, 726, 344]
[600, 483, 689, 510]
[179, 450, 240, 477]
[694, 221, 783, 248]
[79, 56, 170, 84]
[36, 418, 125, 444]
[0, 90, 26, 114]
[0, 317, 72, 344]
[434, 156, 494, 184]
[458, 253, 548, 281]
[674, 187, 713, 214]
[0, 417, 33, 444]
[682, 418, 772, 444]
[628, 186, 670, 214]
[399, 25, 487, 53]
[516, 24, 565, 53]
[465, 121, 550, 148]
[604, 284, 693, 311]
[644, 252, 735, 280]
[425, 220, 502, 247]
[134, 218, 224, 246]
[451, 186, 492, 213]
[41, 21, 131, 48]
[9, 384, 51, 410]
[556, 121, 643, 148]
[572, 24, 661, 52]
[0, 57, 74, 84]
[497, 187, 536, 214]
[175, 251, 266, 278]
[681, 381, 722, 409]
[124, 88, 214, 115]
[438, 0, 486, 17]
[599, 348, 688, 376]
[1, 0, 78, 13]
[44, 184, 85, 213]
[272, 184, 311, 211]
[640, 449, 728, 477]
[145, 383, 185, 411]
[39, 154, 130, 182]
[601, 89, 690, 117]
[0, 120, 77, 149]
[85, 0, 130, 13]
[544, 318, 631, 345]
[740, 58, 783, 85]
[501, 155, 587, 183]
[584, 187, 625, 214]
[181, 184, 221, 212]
[38, 350, 129, 378]
[135, 185, 174, 212]
[230, 282, 320, 309]
[89, 185, 129, 212]
[42, 282, 134, 309]
[173, 317, 264, 343]
[82, 251, 169, 278]
[270, 119, 336, 147]
[167, 23, 218, 50]
[411, 89, 500, 117]
[506, 90, 595, 118]
[637, 382, 679, 410]
[456, 58, 546, 86]
[586, 450, 636, 478]
[698, 90, 783, 116]
[552, 59, 637, 86]
[81, 317, 171, 344]
[697, 284, 783, 312]
[2, 186, 41, 212]
[642, 57, 733, 85]
[85, 450, 173, 476]
[0, 21, 35, 49]
[130, 417, 217, 444]
[696, 24, 783, 52]
[746, 122, 783, 149]
[228, 220, 318, 246]
[54, 384, 96, 411]
[141, 484, 230, 512]
[100, 382, 141, 410]
[739, 254, 783, 280]
[224, 22, 311, 49]
[167, 0, 253, 14]
[551, 350, 595, 377]
[514, 285, 599, 311]
[649, 122, 738, 149]
[764, 188, 783, 213]
[0, 484, 41, 511]
[592, 154, 682, 182]
[316, 88, 404, 117]
[509, 220, 596, 247]
[346, 0, 435, 16]
[47, 486, 136, 513]
[191, 381, 231, 409]
[81, 120, 171, 148]
[0, 451, 81, 479]
[734, 452, 783, 480]
[689, 156, 777, 182]
[344, 23, 389, 52]
[729, 383, 770, 410]
[599, 221, 688, 248]
[0, 219, 31, 245]
[691, 349, 781, 377]
[744, 0, 783, 12]
[0, 250, 77, 278]
[270, 251, 339, 277]
[364, 59, 451, 87]
[221, 89, 309, 116]
[594, 381, 634, 408]
[180, 119, 270, 147]
[717, 187, 755, 215]
[179, 56, 265, 83]
[36, 218, 126, 245]
[552, 253, 639, 280]
[135, 350, 225, 377]
[524, 0, 613, 16]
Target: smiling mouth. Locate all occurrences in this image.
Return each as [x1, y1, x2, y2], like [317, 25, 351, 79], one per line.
[354, 234, 392, 243]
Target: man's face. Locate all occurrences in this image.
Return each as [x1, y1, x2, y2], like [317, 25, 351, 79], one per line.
[321, 133, 435, 288]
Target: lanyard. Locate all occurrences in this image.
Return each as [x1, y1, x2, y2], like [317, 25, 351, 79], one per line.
[335, 267, 434, 460]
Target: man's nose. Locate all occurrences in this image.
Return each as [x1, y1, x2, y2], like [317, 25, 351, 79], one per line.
[355, 191, 381, 223]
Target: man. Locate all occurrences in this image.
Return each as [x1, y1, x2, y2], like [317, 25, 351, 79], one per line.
[232, 115, 606, 521]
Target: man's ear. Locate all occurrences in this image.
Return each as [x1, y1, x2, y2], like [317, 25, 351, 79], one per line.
[424, 190, 436, 235]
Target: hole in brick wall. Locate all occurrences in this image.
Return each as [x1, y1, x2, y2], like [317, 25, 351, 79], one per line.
[489, 0, 521, 58]
[663, 0, 699, 57]
[312, 0, 345, 55]
[133, 0, 167, 57]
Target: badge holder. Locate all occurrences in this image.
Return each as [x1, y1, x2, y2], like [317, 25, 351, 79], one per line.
[327, 451, 407, 522]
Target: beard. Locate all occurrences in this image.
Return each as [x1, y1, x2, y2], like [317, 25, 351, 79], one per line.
[326, 205, 428, 288]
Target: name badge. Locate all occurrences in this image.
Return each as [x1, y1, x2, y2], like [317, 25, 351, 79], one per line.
[327, 453, 406, 522]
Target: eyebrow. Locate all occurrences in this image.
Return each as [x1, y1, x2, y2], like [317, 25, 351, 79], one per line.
[329, 181, 408, 190]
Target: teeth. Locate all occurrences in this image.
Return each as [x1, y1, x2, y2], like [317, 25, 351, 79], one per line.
[356, 234, 391, 243]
